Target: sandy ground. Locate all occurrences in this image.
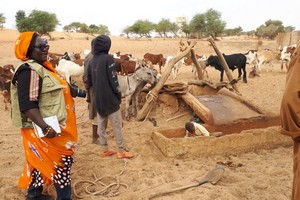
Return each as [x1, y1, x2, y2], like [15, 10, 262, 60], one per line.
[0, 29, 294, 200]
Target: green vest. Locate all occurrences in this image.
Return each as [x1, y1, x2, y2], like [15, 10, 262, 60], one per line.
[11, 60, 67, 128]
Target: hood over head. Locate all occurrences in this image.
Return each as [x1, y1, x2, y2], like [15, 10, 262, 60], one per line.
[93, 35, 111, 55]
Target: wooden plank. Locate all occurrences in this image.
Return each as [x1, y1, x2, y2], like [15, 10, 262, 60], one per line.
[179, 92, 214, 125]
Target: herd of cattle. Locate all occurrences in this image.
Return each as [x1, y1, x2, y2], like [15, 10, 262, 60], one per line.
[0, 44, 297, 114]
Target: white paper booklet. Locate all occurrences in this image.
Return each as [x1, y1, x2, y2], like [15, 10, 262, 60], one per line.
[32, 116, 61, 138]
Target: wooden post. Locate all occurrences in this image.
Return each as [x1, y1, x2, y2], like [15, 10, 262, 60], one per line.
[190, 48, 204, 80]
[136, 41, 197, 121]
[207, 37, 240, 94]
[217, 88, 266, 115]
[179, 92, 214, 125]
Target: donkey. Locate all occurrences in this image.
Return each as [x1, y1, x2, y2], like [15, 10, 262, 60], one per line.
[118, 60, 156, 120]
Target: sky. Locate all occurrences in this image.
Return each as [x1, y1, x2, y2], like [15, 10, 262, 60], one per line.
[1, 0, 299, 36]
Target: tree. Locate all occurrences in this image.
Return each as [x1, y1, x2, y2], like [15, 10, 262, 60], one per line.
[190, 13, 206, 38]
[155, 18, 172, 38]
[67, 22, 84, 32]
[0, 13, 6, 29]
[15, 10, 27, 32]
[79, 23, 89, 33]
[284, 26, 295, 32]
[190, 8, 226, 39]
[169, 22, 179, 38]
[63, 24, 72, 32]
[129, 20, 154, 37]
[255, 19, 285, 39]
[98, 25, 110, 35]
[224, 26, 243, 36]
[204, 9, 226, 38]
[122, 26, 132, 38]
[63, 22, 110, 36]
[15, 10, 59, 38]
[181, 22, 192, 38]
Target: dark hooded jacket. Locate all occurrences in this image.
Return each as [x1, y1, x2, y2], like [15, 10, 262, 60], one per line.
[87, 35, 121, 117]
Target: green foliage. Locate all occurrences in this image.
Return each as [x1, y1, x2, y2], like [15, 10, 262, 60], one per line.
[0, 13, 6, 29]
[15, 10, 59, 36]
[155, 18, 173, 38]
[190, 14, 205, 33]
[15, 10, 26, 22]
[255, 19, 285, 39]
[169, 22, 179, 37]
[66, 22, 84, 32]
[80, 24, 89, 33]
[123, 26, 132, 38]
[190, 8, 226, 39]
[10, 8, 295, 39]
[181, 22, 192, 37]
[63, 22, 110, 35]
[224, 26, 243, 36]
[284, 26, 295, 32]
[128, 20, 154, 37]
[98, 25, 110, 35]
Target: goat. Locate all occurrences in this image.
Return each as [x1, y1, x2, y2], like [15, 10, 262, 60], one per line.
[56, 59, 84, 83]
[205, 53, 247, 83]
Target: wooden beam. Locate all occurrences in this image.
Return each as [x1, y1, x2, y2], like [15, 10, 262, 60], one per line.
[136, 41, 197, 121]
[179, 92, 214, 125]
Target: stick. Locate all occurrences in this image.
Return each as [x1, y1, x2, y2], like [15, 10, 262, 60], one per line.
[166, 112, 190, 122]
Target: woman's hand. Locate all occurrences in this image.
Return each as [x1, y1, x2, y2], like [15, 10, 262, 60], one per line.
[43, 125, 59, 138]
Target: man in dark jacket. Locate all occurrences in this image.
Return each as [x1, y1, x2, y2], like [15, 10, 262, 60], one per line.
[87, 35, 133, 159]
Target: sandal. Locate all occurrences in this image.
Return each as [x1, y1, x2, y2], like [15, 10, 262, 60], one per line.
[116, 151, 134, 159]
[100, 150, 116, 157]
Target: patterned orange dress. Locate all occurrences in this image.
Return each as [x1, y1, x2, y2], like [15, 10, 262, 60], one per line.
[17, 61, 78, 189]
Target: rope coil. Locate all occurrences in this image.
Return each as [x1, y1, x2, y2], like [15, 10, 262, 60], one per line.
[73, 159, 129, 198]
[146, 91, 158, 102]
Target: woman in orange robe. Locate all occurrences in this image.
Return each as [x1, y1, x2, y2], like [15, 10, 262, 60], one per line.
[12, 32, 78, 200]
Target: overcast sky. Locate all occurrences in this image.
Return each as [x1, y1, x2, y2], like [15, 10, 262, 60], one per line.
[1, 0, 299, 36]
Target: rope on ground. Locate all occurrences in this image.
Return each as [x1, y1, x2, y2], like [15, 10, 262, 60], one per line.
[73, 159, 129, 199]
[76, 110, 86, 119]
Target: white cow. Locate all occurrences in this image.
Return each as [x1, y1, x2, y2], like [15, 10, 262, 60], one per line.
[280, 44, 297, 71]
[165, 56, 185, 80]
[255, 49, 278, 72]
[244, 50, 258, 66]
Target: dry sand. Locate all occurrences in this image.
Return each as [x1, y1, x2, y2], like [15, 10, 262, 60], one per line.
[0, 29, 293, 200]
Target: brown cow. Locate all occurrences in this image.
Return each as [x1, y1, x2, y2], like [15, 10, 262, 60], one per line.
[113, 58, 136, 75]
[121, 60, 136, 75]
[0, 78, 11, 110]
[0, 64, 14, 79]
[183, 54, 198, 66]
[143, 53, 166, 73]
[0, 65, 14, 110]
[114, 51, 132, 60]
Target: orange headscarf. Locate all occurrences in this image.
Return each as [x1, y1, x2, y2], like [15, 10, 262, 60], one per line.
[14, 31, 36, 61]
[14, 31, 58, 73]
